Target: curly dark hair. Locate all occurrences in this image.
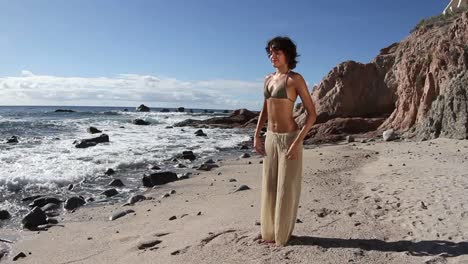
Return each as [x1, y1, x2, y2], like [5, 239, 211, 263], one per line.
[265, 36, 299, 70]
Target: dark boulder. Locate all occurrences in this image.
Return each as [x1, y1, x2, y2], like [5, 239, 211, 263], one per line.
[180, 151, 196, 161]
[74, 134, 109, 148]
[109, 179, 125, 187]
[194, 129, 207, 137]
[0, 210, 11, 220]
[133, 119, 150, 125]
[6, 136, 19, 144]
[29, 197, 62, 208]
[64, 196, 86, 211]
[136, 104, 150, 112]
[87, 126, 102, 134]
[101, 189, 119, 197]
[197, 164, 219, 171]
[142, 171, 179, 187]
[22, 207, 47, 229]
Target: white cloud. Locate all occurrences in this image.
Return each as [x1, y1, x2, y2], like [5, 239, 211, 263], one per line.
[0, 71, 264, 110]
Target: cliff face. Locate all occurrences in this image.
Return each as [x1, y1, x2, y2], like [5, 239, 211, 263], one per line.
[297, 10, 468, 141]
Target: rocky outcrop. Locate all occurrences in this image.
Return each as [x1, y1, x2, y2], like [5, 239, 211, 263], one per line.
[382, 11, 468, 139]
[309, 61, 395, 124]
[305, 117, 385, 144]
[74, 134, 110, 148]
[413, 71, 468, 139]
[136, 104, 150, 112]
[295, 10, 468, 141]
[174, 108, 259, 128]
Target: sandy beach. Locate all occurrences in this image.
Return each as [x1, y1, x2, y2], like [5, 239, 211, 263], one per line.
[1, 137, 467, 264]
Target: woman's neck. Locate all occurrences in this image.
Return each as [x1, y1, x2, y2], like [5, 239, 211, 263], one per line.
[275, 65, 290, 74]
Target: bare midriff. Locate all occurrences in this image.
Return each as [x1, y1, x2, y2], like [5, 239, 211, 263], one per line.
[266, 99, 299, 133]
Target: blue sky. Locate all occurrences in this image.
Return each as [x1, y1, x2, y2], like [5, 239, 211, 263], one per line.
[0, 0, 448, 110]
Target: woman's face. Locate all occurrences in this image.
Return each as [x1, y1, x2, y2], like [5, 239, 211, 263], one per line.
[268, 47, 288, 68]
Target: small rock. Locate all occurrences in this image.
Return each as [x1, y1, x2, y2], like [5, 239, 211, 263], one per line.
[170, 190, 176, 194]
[234, 185, 250, 192]
[194, 129, 207, 137]
[109, 179, 125, 187]
[204, 159, 215, 164]
[151, 165, 161, 170]
[169, 216, 177, 221]
[181, 151, 196, 161]
[197, 211, 202, 216]
[0, 210, 11, 220]
[296, 218, 303, 223]
[105, 168, 115, 176]
[22, 207, 47, 229]
[420, 201, 428, 210]
[229, 179, 237, 182]
[29, 197, 62, 208]
[133, 119, 150, 125]
[197, 164, 219, 171]
[6, 136, 19, 144]
[383, 129, 396, 141]
[64, 196, 86, 211]
[240, 153, 251, 158]
[109, 209, 135, 221]
[87, 127, 102, 134]
[101, 189, 119, 197]
[255, 220, 260, 226]
[13, 252, 27, 261]
[67, 184, 74, 191]
[127, 195, 146, 205]
[346, 135, 355, 143]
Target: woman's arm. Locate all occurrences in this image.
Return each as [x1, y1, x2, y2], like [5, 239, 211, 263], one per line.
[255, 99, 268, 138]
[289, 74, 317, 149]
[253, 99, 268, 155]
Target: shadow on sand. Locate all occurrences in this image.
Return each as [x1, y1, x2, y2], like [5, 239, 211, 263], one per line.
[289, 236, 468, 257]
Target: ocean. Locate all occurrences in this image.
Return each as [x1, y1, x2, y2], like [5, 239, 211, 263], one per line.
[0, 105, 253, 226]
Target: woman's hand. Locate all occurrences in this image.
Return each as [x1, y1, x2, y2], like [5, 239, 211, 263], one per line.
[254, 136, 266, 156]
[286, 142, 300, 160]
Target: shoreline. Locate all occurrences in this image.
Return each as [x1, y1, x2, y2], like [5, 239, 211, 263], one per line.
[2, 138, 468, 263]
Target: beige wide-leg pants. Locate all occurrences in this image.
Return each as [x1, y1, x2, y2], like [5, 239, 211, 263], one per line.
[260, 130, 303, 246]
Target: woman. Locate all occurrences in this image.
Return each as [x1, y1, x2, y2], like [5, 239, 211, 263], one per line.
[254, 36, 317, 246]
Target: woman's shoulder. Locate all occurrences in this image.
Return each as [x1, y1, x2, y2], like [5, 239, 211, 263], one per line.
[289, 71, 304, 81]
